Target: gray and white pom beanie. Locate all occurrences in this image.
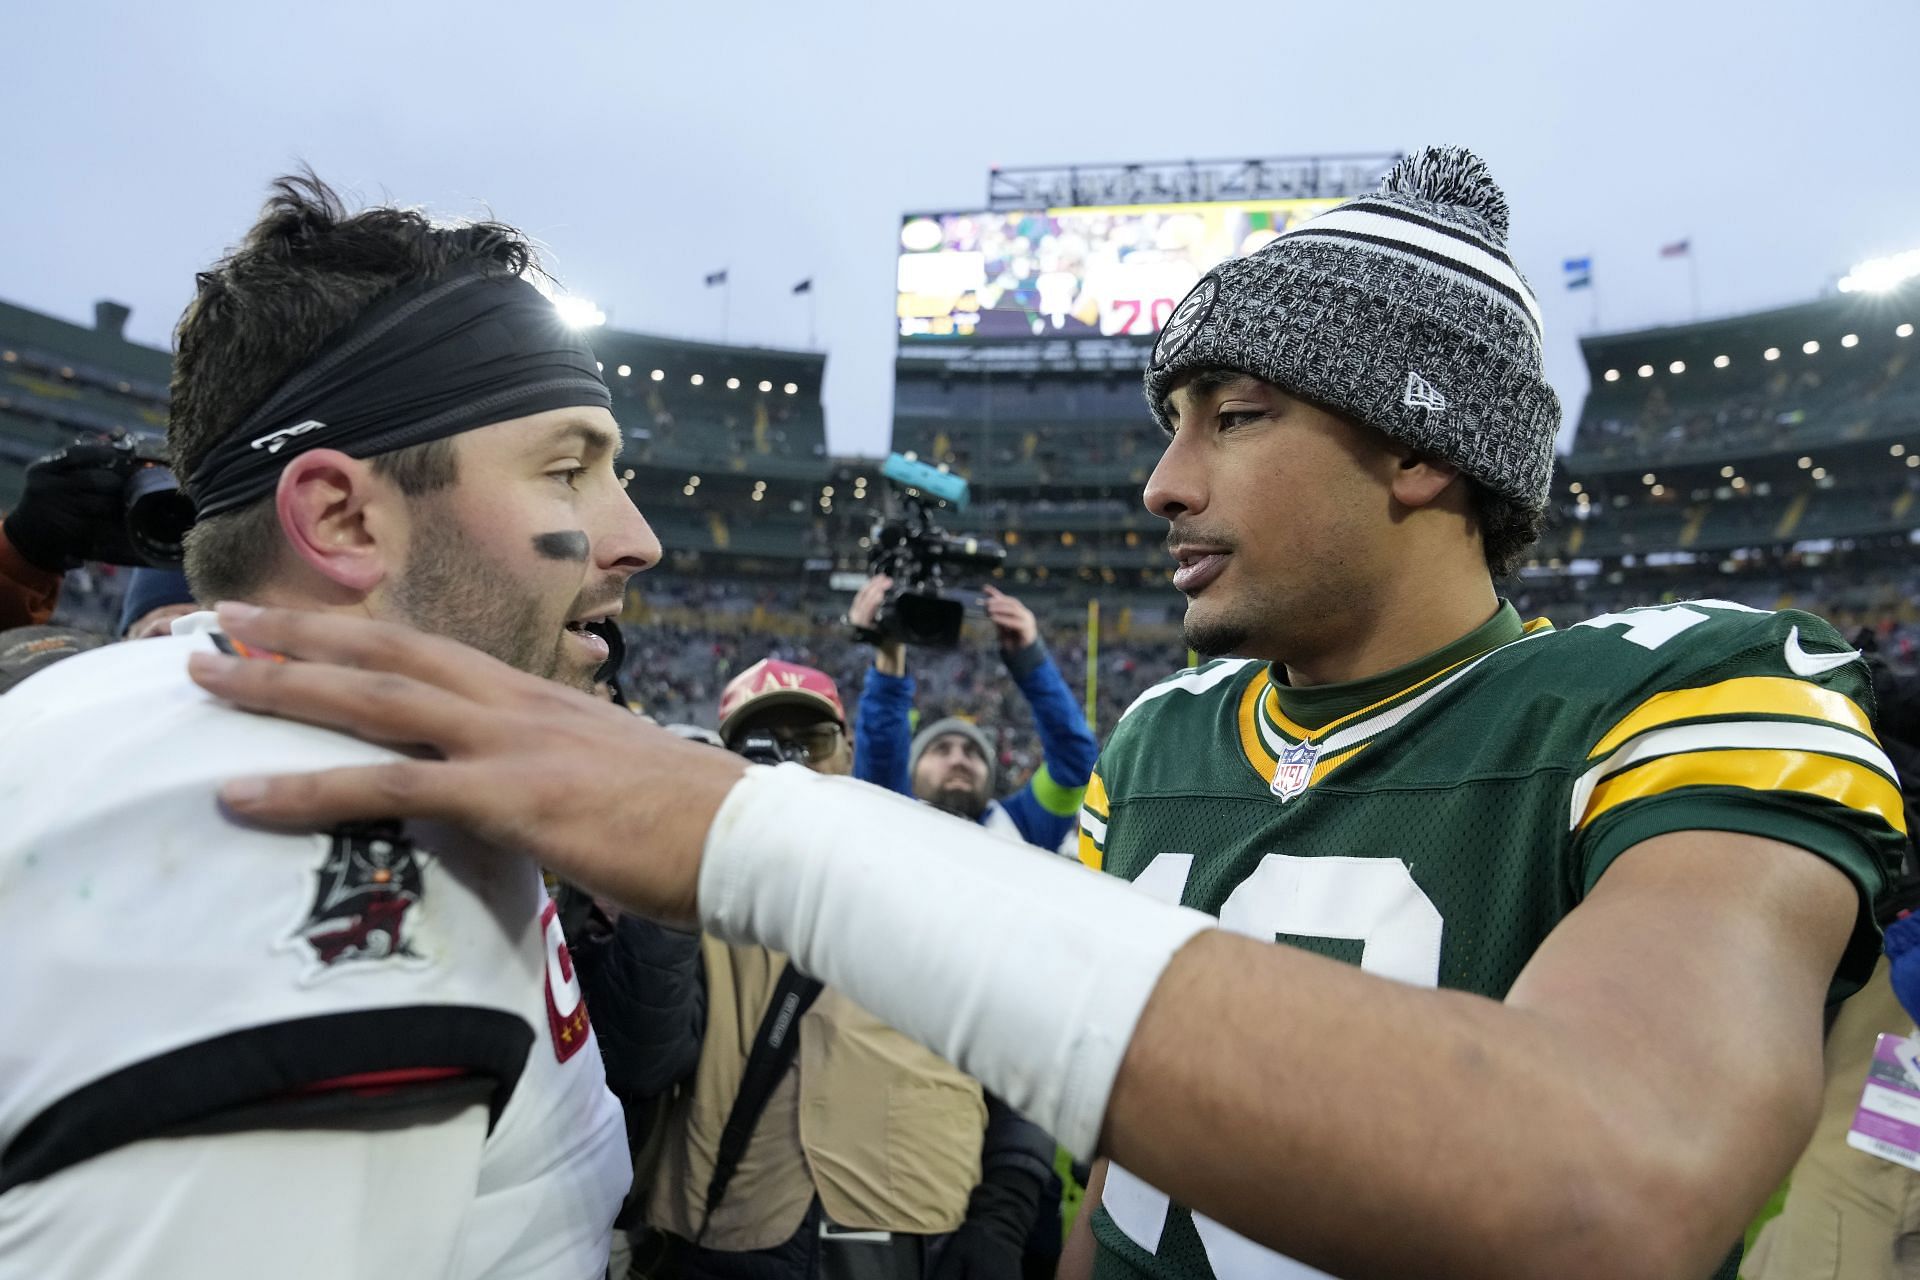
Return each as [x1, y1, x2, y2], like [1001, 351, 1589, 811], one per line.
[1143, 146, 1561, 513]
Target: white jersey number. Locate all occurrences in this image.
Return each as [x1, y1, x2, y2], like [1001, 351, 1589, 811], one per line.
[1103, 853, 1444, 1279]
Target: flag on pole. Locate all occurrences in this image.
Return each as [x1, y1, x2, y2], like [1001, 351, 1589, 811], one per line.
[791, 279, 813, 295]
[1659, 239, 1691, 258]
[1562, 257, 1593, 290]
[704, 269, 729, 287]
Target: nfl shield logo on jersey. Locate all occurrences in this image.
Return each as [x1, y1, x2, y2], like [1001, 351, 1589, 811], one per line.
[1271, 738, 1321, 803]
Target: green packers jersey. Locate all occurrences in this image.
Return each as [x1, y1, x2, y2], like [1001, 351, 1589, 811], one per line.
[1078, 600, 1906, 1280]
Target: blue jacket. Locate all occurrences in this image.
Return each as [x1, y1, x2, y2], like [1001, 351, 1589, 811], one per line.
[855, 641, 1099, 851]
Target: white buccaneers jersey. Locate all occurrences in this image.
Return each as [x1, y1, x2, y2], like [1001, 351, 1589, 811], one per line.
[0, 619, 629, 1278]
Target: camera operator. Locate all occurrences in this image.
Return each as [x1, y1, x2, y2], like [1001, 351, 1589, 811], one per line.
[1, 438, 195, 631]
[848, 576, 1098, 853]
[625, 657, 1050, 1280]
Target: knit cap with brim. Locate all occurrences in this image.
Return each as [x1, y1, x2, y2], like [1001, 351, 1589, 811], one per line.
[1143, 145, 1561, 512]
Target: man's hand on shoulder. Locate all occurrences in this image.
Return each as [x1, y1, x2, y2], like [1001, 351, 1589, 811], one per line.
[983, 585, 1037, 653]
[186, 603, 745, 928]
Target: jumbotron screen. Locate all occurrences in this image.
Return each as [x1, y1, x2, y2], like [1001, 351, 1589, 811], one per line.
[896, 197, 1345, 342]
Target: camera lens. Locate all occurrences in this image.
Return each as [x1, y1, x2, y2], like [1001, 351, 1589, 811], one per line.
[124, 465, 196, 567]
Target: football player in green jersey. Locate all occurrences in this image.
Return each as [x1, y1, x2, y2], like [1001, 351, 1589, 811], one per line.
[185, 149, 1904, 1280]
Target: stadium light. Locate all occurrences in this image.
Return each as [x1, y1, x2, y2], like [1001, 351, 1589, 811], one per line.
[682, 485, 695, 496]
[1638, 364, 1654, 378]
[1803, 340, 1821, 354]
[689, 475, 701, 486]
[690, 374, 705, 386]
[1765, 347, 1781, 361]
[1812, 467, 1828, 480]
[1569, 482, 1583, 495]
[784, 382, 799, 395]
[1910, 455, 1920, 469]
[552, 296, 606, 328]
[1900, 323, 1916, 338]
[759, 380, 773, 392]
[1720, 465, 1735, 478]
[1842, 333, 1860, 348]
[617, 364, 632, 378]
[1837, 248, 1920, 294]
[1642, 473, 1657, 485]
[1669, 360, 1686, 374]
[727, 377, 741, 390]
[752, 490, 765, 501]
[1650, 484, 1666, 496]
[651, 369, 665, 382]
[1798, 456, 1813, 469]
[1603, 369, 1620, 382]
[1731, 477, 1747, 490]
[1714, 354, 1731, 368]
[1893, 444, 1907, 457]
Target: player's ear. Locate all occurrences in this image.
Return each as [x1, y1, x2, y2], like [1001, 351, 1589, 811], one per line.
[274, 449, 396, 594]
[1389, 450, 1462, 511]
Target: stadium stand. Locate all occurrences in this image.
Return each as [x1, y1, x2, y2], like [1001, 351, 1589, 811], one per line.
[9, 270, 1919, 773]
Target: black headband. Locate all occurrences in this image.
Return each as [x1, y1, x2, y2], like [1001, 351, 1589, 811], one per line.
[186, 261, 611, 520]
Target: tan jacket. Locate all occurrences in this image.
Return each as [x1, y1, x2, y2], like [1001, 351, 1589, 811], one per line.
[645, 936, 987, 1252]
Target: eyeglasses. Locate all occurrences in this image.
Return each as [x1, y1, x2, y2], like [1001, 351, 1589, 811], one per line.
[735, 723, 844, 763]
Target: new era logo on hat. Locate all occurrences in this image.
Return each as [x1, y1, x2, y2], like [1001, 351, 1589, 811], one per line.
[1402, 370, 1448, 412]
[717, 658, 847, 743]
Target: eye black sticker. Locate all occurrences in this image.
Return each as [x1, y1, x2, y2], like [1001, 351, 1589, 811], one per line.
[531, 530, 590, 562]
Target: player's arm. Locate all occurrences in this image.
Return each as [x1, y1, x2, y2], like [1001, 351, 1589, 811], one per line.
[1056, 1157, 1106, 1280]
[1102, 827, 1852, 1280]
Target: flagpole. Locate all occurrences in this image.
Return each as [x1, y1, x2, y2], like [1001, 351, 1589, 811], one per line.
[1688, 246, 1700, 321]
[723, 276, 732, 345]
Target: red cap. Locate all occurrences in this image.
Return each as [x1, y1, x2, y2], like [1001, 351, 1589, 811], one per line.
[717, 659, 846, 743]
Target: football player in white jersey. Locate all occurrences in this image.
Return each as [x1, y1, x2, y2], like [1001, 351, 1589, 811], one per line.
[0, 175, 655, 1278]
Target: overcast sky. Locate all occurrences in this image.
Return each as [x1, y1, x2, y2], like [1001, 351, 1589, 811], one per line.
[6, 0, 1916, 457]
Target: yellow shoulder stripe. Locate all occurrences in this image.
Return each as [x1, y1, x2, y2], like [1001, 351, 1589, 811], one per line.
[1077, 829, 1103, 871]
[1083, 772, 1109, 821]
[1591, 677, 1874, 759]
[1581, 748, 1906, 835]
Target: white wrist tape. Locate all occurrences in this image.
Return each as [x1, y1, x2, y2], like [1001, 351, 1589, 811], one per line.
[698, 763, 1215, 1157]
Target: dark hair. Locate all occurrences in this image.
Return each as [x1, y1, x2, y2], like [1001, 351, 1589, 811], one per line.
[1465, 479, 1546, 580]
[170, 171, 538, 600]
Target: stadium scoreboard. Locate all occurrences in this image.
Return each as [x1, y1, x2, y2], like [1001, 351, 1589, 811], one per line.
[896, 197, 1345, 345]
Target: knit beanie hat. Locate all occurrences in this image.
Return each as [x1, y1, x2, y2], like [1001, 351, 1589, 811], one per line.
[910, 717, 996, 779]
[1143, 145, 1561, 512]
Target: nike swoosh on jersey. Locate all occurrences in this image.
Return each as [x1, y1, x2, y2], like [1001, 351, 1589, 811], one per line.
[1784, 625, 1861, 677]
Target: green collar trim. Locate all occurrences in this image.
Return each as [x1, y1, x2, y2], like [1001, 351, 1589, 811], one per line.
[1269, 602, 1524, 731]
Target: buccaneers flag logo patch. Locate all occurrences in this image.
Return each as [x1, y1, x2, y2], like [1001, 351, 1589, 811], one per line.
[283, 821, 429, 980]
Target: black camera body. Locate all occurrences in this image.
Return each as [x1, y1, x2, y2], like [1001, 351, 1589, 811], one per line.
[732, 731, 811, 768]
[857, 492, 1006, 649]
[105, 433, 196, 567]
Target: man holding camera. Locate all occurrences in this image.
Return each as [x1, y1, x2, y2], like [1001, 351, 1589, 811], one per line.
[848, 576, 1098, 853]
[631, 656, 1049, 1280]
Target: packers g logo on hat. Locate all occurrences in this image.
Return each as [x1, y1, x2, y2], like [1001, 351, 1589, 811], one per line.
[1152, 274, 1220, 370]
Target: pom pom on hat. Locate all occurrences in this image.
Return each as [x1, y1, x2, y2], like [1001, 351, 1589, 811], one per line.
[1380, 146, 1511, 242]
